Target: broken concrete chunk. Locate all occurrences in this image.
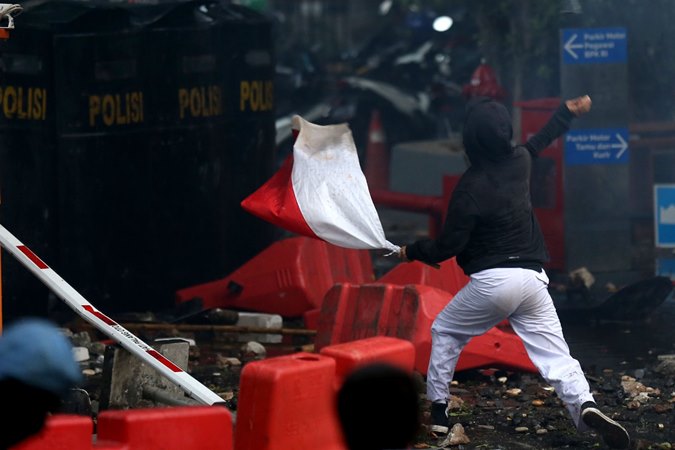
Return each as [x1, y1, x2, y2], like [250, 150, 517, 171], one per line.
[444, 423, 470, 446]
[240, 341, 267, 362]
[72, 346, 90, 362]
[236, 312, 283, 344]
[505, 388, 522, 397]
[100, 338, 198, 410]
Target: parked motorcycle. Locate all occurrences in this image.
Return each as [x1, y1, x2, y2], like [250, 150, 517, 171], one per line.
[274, 1, 479, 167]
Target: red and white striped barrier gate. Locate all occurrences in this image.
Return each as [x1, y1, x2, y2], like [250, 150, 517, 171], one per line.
[0, 224, 224, 406]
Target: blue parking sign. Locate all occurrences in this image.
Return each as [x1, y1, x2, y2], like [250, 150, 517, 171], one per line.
[562, 28, 627, 64]
[655, 184, 675, 247]
[565, 128, 629, 165]
[656, 258, 675, 281]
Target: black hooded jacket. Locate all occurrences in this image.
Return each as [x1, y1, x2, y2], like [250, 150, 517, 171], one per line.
[405, 97, 576, 275]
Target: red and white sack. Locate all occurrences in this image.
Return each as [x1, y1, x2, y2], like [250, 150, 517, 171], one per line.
[241, 115, 400, 254]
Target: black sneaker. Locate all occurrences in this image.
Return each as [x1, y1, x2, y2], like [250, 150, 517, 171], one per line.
[430, 402, 449, 436]
[581, 401, 630, 449]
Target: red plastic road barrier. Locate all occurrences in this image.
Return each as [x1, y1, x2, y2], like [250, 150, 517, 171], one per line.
[96, 406, 233, 450]
[235, 352, 345, 450]
[379, 259, 513, 332]
[302, 307, 321, 330]
[315, 283, 536, 375]
[381, 284, 448, 374]
[175, 236, 373, 317]
[315, 282, 439, 372]
[314, 283, 402, 350]
[319, 336, 415, 388]
[460, 327, 537, 373]
[378, 259, 469, 295]
[11, 415, 93, 450]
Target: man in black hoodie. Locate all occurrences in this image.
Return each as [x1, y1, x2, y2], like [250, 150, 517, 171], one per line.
[399, 95, 630, 449]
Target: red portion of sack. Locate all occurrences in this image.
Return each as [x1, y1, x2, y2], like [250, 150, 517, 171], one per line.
[240, 154, 317, 239]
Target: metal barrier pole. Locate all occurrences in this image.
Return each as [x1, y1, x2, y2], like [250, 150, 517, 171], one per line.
[0, 223, 225, 406]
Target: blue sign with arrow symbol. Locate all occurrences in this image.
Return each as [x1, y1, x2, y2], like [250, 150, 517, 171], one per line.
[655, 184, 675, 248]
[562, 28, 627, 64]
[565, 128, 629, 165]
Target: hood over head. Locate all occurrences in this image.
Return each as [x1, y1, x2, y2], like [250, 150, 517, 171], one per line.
[0, 318, 82, 396]
[462, 96, 514, 165]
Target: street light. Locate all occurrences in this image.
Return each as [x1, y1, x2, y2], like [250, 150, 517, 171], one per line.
[433, 15, 453, 33]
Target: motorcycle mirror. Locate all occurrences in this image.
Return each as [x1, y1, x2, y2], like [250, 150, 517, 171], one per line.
[561, 0, 582, 15]
[433, 15, 453, 33]
[379, 0, 393, 15]
[0, 3, 21, 29]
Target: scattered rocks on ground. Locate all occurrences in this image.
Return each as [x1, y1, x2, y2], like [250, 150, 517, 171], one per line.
[59, 320, 675, 449]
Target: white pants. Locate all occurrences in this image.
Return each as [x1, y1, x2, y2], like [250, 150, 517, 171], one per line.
[426, 267, 594, 428]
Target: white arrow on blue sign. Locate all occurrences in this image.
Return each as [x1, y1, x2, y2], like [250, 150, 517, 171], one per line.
[655, 184, 675, 248]
[562, 28, 627, 64]
[565, 128, 629, 165]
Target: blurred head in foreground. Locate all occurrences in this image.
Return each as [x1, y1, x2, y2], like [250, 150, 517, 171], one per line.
[337, 362, 420, 450]
[0, 317, 82, 449]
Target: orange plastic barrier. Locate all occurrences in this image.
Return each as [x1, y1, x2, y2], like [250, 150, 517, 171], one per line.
[319, 336, 415, 387]
[379, 260, 513, 332]
[306, 256, 471, 331]
[459, 327, 537, 372]
[12, 415, 93, 450]
[235, 352, 345, 450]
[96, 406, 233, 450]
[378, 259, 469, 295]
[315, 283, 400, 349]
[302, 307, 321, 330]
[315, 283, 536, 375]
[175, 236, 373, 317]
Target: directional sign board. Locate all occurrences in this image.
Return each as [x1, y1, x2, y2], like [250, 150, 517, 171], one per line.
[560, 26, 631, 272]
[655, 184, 675, 248]
[562, 27, 627, 64]
[565, 128, 629, 165]
[656, 258, 675, 281]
